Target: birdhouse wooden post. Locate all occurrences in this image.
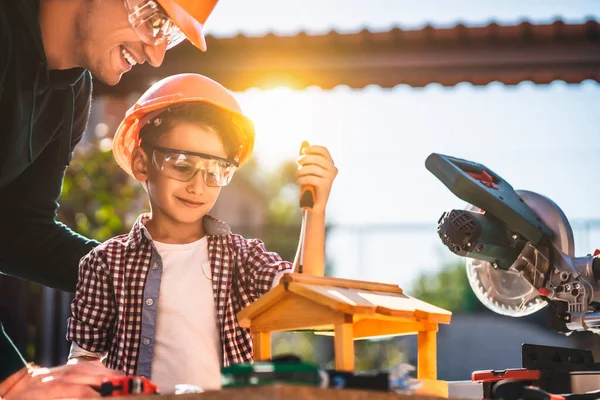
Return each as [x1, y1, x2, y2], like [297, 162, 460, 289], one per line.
[237, 273, 452, 397]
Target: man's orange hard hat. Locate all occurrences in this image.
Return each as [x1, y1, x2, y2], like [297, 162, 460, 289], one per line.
[157, 0, 219, 51]
[112, 73, 255, 178]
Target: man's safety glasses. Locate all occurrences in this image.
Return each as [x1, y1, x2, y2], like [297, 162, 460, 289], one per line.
[144, 143, 238, 187]
[124, 0, 186, 50]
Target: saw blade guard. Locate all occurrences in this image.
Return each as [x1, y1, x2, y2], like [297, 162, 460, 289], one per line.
[465, 190, 575, 317]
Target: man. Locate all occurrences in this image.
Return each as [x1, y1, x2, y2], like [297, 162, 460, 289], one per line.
[0, 0, 219, 293]
[0, 0, 221, 396]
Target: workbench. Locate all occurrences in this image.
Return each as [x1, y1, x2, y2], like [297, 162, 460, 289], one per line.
[115, 385, 460, 400]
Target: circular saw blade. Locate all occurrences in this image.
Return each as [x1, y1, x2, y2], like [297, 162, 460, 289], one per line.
[463, 190, 574, 317]
[466, 257, 547, 316]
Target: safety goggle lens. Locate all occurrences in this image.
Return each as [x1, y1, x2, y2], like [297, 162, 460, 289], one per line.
[125, 0, 186, 50]
[152, 151, 236, 187]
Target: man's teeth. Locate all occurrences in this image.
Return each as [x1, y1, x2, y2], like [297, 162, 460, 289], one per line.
[121, 48, 137, 66]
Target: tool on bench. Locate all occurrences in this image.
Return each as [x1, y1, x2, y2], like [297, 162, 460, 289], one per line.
[296, 141, 315, 274]
[97, 376, 158, 397]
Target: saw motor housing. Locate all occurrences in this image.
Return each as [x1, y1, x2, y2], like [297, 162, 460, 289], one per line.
[426, 153, 600, 334]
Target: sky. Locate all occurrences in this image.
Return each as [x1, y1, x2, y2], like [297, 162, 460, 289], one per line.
[204, 0, 599, 36]
[203, 2, 600, 289]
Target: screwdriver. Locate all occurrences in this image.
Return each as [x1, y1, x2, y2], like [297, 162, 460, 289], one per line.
[297, 141, 315, 274]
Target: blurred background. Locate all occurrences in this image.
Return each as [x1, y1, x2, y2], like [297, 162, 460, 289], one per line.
[1, 0, 600, 382]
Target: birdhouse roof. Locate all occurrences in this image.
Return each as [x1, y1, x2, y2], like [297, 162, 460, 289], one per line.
[238, 274, 452, 326]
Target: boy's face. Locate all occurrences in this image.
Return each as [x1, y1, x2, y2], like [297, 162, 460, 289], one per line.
[135, 123, 227, 226]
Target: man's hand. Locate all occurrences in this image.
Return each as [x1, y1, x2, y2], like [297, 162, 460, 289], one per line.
[296, 144, 338, 214]
[3, 360, 123, 399]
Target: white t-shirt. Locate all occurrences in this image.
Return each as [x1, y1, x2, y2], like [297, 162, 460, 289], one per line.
[150, 236, 221, 393]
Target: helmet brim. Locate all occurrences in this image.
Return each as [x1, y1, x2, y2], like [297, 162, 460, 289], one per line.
[157, 0, 219, 51]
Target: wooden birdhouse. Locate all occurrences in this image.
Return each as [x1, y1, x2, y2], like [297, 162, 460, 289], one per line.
[237, 273, 452, 397]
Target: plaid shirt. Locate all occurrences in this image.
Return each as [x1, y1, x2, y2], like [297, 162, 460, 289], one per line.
[66, 214, 292, 376]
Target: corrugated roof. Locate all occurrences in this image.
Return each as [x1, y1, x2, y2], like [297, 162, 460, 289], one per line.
[94, 19, 600, 94]
[207, 18, 599, 44]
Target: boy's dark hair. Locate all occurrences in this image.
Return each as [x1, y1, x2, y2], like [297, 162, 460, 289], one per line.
[139, 102, 243, 160]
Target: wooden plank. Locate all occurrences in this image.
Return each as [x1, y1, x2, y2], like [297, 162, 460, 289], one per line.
[313, 320, 439, 340]
[415, 379, 448, 398]
[287, 283, 376, 316]
[289, 284, 448, 323]
[373, 307, 416, 320]
[352, 319, 429, 340]
[334, 318, 355, 372]
[283, 274, 403, 294]
[413, 310, 452, 325]
[237, 284, 287, 326]
[353, 291, 451, 323]
[253, 332, 271, 361]
[352, 313, 417, 324]
[417, 329, 438, 380]
[406, 297, 452, 318]
[249, 294, 345, 332]
[113, 384, 455, 399]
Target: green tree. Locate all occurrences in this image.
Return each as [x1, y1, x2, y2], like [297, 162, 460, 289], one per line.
[259, 159, 302, 262]
[411, 260, 484, 313]
[58, 143, 146, 241]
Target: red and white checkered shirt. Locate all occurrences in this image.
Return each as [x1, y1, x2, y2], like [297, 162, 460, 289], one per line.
[66, 214, 292, 376]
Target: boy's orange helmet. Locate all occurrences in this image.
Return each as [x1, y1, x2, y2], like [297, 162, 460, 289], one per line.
[112, 73, 255, 178]
[157, 0, 219, 51]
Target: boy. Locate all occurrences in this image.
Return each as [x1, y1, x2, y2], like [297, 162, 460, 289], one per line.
[66, 73, 338, 393]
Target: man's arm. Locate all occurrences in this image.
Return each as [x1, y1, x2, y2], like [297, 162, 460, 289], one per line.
[0, 358, 123, 400]
[0, 73, 99, 293]
[0, 139, 99, 292]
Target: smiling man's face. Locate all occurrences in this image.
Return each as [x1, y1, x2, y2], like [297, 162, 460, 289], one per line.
[75, 0, 167, 85]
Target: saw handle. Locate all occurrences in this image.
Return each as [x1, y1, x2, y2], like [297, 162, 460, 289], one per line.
[299, 141, 316, 210]
[425, 152, 554, 244]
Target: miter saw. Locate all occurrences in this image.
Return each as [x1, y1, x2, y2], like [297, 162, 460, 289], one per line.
[426, 153, 600, 335]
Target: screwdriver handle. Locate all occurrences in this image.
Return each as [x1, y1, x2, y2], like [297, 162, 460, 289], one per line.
[299, 141, 316, 210]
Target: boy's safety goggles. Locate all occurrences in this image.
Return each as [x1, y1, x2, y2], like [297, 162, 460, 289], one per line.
[124, 0, 186, 50]
[145, 143, 238, 187]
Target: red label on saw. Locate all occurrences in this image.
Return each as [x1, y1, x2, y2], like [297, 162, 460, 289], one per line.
[472, 369, 541, 382]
